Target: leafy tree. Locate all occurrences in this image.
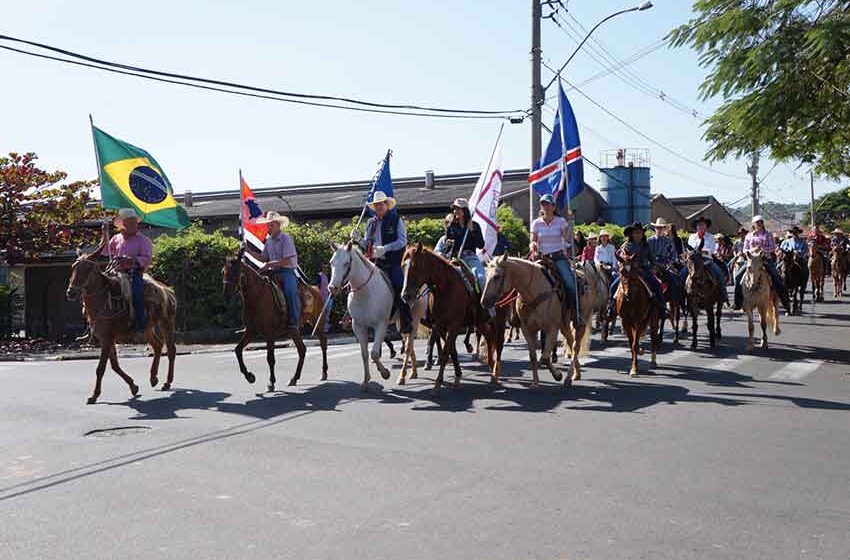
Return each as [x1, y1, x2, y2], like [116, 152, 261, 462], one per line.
[810, 187, 850, 229]
[496, 204, 529, 255]
[0, 153, 101, 264]
[405, 215, 444, 247]
[670, 1, 850, 178]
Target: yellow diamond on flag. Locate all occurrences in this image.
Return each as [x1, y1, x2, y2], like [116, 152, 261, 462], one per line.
[102, 157, 177, 213]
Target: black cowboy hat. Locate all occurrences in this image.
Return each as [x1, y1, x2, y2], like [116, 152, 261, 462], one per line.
[623, 221, 647, 237]
[690, 216, 712, 229]
[737, 226, 749, 235]
[787, 226, 803, 234]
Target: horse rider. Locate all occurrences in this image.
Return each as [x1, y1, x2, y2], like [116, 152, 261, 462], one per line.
[609, 221, 665, 316]
[352, 191, 412, 334]
[733, 215, 789, 311]
[687, 216, 729, 305]
[434, 213, 455, 258]
[445, 198, 486, 290]
[594, 229, 616, 281]
[248, 211, 301, 330]
[106, 208, 153, 331]
[582, 231, 598, 263]
[780, 226, 810, 293]
[830, 227, 848, 251]
[733, 226, 748, 258]
[530, 194, 578, 315]
[808, 224, 831, 274]
[647, 217, 678, 301]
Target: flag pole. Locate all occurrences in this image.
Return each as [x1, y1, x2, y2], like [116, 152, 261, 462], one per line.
[351, 150, 392, 236]
[555, 79, 581, 320]
[89, 114, 112, 258]
[457, 123, 505, 258]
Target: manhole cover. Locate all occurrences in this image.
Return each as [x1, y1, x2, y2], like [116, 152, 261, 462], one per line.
[84, 426, 152, 438]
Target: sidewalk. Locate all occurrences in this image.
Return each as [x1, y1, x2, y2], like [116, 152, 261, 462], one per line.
[0, 335, 360, 362]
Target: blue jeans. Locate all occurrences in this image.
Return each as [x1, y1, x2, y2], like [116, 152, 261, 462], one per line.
[130, 270, 146, 331]
[548, 252, 577, 306]
[462, 254, 486, 291]
[273, 268, 301, 327]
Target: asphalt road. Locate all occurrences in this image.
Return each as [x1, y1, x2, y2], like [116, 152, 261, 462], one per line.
[1, 298, 849, 560]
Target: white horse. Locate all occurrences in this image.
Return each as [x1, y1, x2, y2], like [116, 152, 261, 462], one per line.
[328, 242, 427, 391]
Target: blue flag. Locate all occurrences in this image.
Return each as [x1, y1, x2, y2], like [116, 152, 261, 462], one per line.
[365, 150, 394, 215]
[529, 82, 584, 211]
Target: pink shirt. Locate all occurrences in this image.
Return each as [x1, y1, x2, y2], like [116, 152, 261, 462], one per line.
[531, 215, 568, 255]
[108, 232, 153, 270]
[262, 232, 298, 269]
[743, 230, 776, 254]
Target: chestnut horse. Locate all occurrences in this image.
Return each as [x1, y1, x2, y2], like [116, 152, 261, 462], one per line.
[830, 246, 847, 298]
[222, 251, 328, 391]
[402, 243, 504, 394]
[66, 250, 177, 404]
[809, 243, 826, 302]
[741, 249, 781, 350]
[684, 245, 724, 350]
[780, 248, 806, 314]
[613, 253, 660, 376]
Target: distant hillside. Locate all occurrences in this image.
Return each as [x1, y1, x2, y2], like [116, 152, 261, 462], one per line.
[730, 201, 808, 226]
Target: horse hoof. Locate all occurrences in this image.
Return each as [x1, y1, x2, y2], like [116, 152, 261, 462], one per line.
[563, 377, 572, 388]
[360, 382, 370, 392]
[638, 347, 645, 356]
[629, 369, 638, 377]
[572, 372, 581, 382]
[397, 376, 406, 385]
[321, 373, 328, 381]
[489, 377, 501, 386]
[268, 384, 276, 392]
[150, 377, 159, 388]
[130, 384, 140, 397]
[161, 382, 171, 391]
[775, 328, 782, 336]
[244, 372, 256, 384]
[552, 371, 563, 382]
[464, 343, 474, 354]
[410, 372, 418, 379]
[86, 396, 98, 405]
[452, 380, 461, 389]
[288, 378, 298, 387]
[379, 369, 390, 381]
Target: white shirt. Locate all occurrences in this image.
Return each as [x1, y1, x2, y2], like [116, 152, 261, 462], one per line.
[594, 243, 615, 266]
[688, 232, 717, 255]
[531, 215, 568, 255]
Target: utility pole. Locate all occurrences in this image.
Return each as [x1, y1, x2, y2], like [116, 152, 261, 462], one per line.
[747, 151, 760, 218]
[810, 171, 816, 227]
[530, 0, 542, 224]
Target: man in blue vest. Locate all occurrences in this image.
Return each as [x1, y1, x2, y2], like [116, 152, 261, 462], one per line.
[353, 191, 412, 334]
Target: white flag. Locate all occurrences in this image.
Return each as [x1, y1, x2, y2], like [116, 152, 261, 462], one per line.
[468, 134, 503, 262]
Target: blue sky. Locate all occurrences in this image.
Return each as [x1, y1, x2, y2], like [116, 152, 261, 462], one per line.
[1, 0, 840, 205]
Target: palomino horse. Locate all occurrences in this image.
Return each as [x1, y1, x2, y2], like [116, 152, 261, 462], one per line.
[402, 243, 504, 394]
[66, 249, 177, 404]
[612, 253, 660, 376]
[830, 246, 848, 298]
[741, 249, 781, 350]
[780, 249, 806, 314]
[582, 261, 612, 344]
[809, 243, 826, 302]
[684, 245, 724, 350]
[327, 242, 428, 391]
[222, 251, 327, 391]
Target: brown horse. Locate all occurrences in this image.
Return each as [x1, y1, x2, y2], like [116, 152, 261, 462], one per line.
[66, 250, 177, 404]
[741, 249, 781, 350]
[613, 253, 660, 376]
[809, 243, 826, 302]
[830, 246, 847, 298]
[222, 251, 328, 391]
[684, 246, 724, 350]
[780, 249, 806, 314]
[402, 243, 504, 394]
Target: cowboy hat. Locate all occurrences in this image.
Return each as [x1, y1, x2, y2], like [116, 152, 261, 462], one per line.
[255, 211, 291, 228]
[367, 191, 397, 210]
[451, 198, 469, 209]
[587, 231, 599, 240]
[751, 214, 765, 224]
[714, 232, 724, 239]
[113, 208, 142, 229]
[690, 216, 712, 228]
[787, 226, 803, 235]
[623, 221, 647, 237]
[737, 226, 749, 235]
[833, 227, 846, 234]
[650, 217, 671, 228]
[598, 229, 611, 238]
[538, 194, 556, 205]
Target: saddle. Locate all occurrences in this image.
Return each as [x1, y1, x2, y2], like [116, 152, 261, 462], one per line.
[538, 255, 586, 305]
[451, 258, 480, 297]
[264, 274, 315, 324]
[104, 271, 159, 324]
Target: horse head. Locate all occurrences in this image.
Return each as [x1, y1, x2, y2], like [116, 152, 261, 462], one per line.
[616, 251, 637, 279]
[401, 242, 431, 304]
[66, 249, 103, 300]
[481, 254, 509, 309]
[222, 252, 244, 301]
[327, 242, 354, 297]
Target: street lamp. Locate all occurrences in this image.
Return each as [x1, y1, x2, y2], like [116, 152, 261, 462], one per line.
[544, 2, 653, 92]
[276, 195, 294, 219]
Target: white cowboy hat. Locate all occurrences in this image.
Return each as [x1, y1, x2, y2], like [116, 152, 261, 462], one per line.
[714, 232, 724, 239]
[367, 191, 397, 210]
[650, 217, 671, 228]
[255, 211, 291, 228]
[452, 198, 469, 209]
[833, 227, 845, 234]
[587, 231, 599, 240]
[598, 230, 611, 238]
[113, 208, 142, 229]
[751, 214, 765, 223]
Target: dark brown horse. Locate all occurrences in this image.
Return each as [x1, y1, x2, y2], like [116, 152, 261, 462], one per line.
[66, 250, 177, 404]
[780, 249, 806, 314]
[402, 243, 504, 393]
[684, 245, 724, 350]
[613, 253, 660, 376]
[809, 243, 826, 302]
[222, 251, 328, 391]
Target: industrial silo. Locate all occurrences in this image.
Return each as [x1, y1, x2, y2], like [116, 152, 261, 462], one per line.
[600, 148, 651, 225]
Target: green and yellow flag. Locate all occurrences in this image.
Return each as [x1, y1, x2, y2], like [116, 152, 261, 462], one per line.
[91, 125, 189, 229]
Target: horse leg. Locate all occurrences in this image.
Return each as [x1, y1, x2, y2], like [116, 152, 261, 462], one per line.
[707, 308, 716, 349]
[288, 335, 307, 387]
[715, 303, 723, 340]
[145, 326, 163, 388]
[319, 331, 329, 381]
[425, 329, 439, 371]
[398, 331, 411, 385]
[627, 326, 639, 377]
[433, 328, 453, 394]
[463, 326, 474, 354]
[759, 306, 769, 349]
[235, 328, 257, 384]
[672, 304, 680, 344]
[351, 321, 371, 392]
[384, 338, 396, 360]
[649, 314, 659, 367]
[87, 342, 110, 404]
[265, 337, 277, 392]
[371, 321, 392, 383]
[570, 323, 584, 382]
[745, 308, 755, 351]
[108, 346, 140, 398]
[689, 309, 698, 350]
[450, 333, 463, 389]
[161, 317, 177, 391]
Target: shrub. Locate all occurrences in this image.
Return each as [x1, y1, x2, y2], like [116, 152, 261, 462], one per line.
[497, 204, 529, 256]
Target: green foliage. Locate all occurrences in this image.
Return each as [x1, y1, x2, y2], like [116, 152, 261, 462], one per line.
[496, 205, 529, 255]
[0, 284, 18, 336]
[810, 187, 850, 229]
[286, 220, 354, 280]
[150, 225, 240, 330]
[405, 216, 444, 247]
[576, 223, 625, 247]
[670, 1, 850, 178]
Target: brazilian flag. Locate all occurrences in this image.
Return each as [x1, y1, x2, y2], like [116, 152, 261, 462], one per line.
[92, 125, 189, 229]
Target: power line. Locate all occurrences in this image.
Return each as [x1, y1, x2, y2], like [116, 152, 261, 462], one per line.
[0, 34, 525, 118]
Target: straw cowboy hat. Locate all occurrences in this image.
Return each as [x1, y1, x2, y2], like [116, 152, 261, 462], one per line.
[714, 232, 724, 239]
[451, 198, 469, 209]
[367, 191, 397, 210]
[598, 229, 611, 238]
[833, 227, 846, 234]
[113, 208, 142, 229]
[650, 217, 671, 228]
[751, 214, 765, 224]
[587, 231, 599, 240]
[691, 215, 712, 229]
[255, 211, 291, 228]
